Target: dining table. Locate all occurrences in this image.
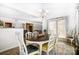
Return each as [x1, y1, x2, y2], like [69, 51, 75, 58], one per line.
[26, 36, 49, 55]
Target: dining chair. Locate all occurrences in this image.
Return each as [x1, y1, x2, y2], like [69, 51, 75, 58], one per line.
[25, 32, 32, 40]
[42, 33, 56, 55]
[16, 30, 39, 55]
[32, 31, 38, 40]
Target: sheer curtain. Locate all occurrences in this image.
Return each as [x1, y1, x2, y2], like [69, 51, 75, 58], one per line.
[48, 17, 67, 39]
[48, 20, 56, 36]
[58, 19, 66, 38]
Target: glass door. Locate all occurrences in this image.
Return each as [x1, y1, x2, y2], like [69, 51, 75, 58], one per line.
[58, 19, 66, 38]
[48, 18, 66, 41]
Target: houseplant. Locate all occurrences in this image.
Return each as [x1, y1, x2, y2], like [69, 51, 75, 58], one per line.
[0, 20, 3, 28]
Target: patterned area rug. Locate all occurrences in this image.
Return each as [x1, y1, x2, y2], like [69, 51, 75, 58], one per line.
[49, 41, 75, 55]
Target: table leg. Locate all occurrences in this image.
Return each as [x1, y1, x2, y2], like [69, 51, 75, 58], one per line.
[39, 44, 42, 55]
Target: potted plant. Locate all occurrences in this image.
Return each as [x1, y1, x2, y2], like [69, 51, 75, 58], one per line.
[0, 20, 3, 28]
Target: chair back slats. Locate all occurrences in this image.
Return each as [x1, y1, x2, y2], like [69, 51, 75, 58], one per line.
[25, 31, 38, 40]
[32, 31, 38, 39]
[25, 32, 32, 40]
[48, 33, 56, 50]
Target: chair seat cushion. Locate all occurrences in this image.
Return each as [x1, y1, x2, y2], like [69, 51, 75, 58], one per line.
[27, 45, 38, 54]
[42, 43, 48, 51]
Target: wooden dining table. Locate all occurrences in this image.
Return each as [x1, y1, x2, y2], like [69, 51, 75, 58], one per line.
[26, 36, 49, 55]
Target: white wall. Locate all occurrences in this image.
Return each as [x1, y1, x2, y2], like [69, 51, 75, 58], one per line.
[33, 22, 42, 31]
[0, 17, 15, 22]
[0, 28, 23, 52]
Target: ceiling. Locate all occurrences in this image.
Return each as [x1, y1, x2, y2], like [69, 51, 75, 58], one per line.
[0, 3, 77, 22]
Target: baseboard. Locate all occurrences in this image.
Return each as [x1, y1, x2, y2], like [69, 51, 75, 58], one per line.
[0, 45, 18, 53]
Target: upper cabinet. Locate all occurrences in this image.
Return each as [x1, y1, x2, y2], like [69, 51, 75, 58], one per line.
[4, 22, 12, 28]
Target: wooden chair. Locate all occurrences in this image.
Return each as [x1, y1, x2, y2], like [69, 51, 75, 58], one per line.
[16, 30, 39, 55]
[42, 33, 56, 55]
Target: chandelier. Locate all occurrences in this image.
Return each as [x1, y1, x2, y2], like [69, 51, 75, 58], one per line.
[38, 8, 48, 19]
